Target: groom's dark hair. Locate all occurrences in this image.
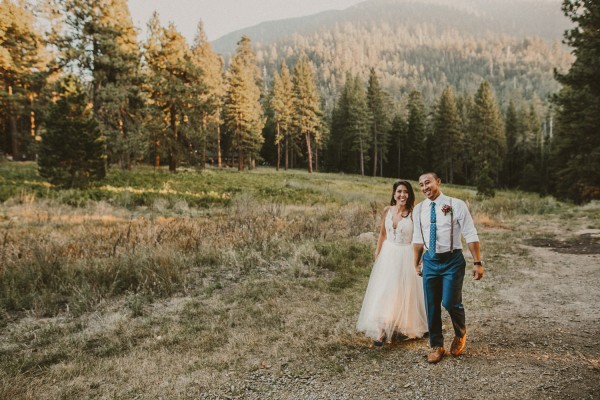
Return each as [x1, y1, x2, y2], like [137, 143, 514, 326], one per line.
[390, 180, 416, 212]
[420, 172, 440, 181]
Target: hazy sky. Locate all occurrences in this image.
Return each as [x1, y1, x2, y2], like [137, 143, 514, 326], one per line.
[128, 0, 364, 43]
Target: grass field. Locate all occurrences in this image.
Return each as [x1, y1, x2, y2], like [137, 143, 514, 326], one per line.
[1, 162, 598, 399]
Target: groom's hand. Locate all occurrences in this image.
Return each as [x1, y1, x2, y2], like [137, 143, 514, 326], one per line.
[415, 263, 422, 277]
[472, 265, 484, 280]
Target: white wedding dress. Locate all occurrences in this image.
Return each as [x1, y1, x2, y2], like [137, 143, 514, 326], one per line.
[356, 208, 428, 340]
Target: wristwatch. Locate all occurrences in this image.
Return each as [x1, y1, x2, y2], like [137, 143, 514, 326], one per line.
[473, 261, 483, 266]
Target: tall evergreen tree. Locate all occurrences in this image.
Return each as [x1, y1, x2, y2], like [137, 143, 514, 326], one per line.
[223, 36, 265, 171]
[432, 86, 462, 183]
[348, 74, 371, 176]
[503, 99, 520, 187]
[0, 0, 47, 160]
[388, 113, 409, 178]
[327, 76, 351, 172]
[469, 81, 505, 185]
[405, 90, 427, 179]
[190, 21, 224, 168]
[456, 93, 475, 184]
[292, 56, 323, 173]
[38, 75, 106, 188]
[60, 0, 143, 168]
[552, 0, 600, 202]
[367, 68, 391, 177]
[144, 15, 198, 172]
[270, 61, 294, 170]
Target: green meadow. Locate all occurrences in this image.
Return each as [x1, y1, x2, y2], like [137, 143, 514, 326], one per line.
[0, 162, 598, 399]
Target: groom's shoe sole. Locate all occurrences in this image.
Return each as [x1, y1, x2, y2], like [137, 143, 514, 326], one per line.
[450, 334, 467, 356]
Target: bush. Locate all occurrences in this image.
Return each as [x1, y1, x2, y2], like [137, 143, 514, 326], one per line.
[477, 166, 496, 198]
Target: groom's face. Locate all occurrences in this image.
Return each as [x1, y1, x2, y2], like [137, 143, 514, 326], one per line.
[419, 174, 441, 200]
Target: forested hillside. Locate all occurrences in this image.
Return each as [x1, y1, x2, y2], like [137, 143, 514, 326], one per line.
[215, 0, 573, 107]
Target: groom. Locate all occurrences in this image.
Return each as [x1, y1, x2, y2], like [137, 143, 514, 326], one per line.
[412, 172, 484, 363]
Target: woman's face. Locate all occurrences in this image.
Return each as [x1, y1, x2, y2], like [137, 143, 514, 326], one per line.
[394, 184, 409, 206]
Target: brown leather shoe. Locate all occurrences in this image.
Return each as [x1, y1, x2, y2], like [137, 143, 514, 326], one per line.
[450, 334, 467, 356]
[427, 346, 445, 363]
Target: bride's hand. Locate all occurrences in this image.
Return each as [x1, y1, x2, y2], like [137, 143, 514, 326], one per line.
[414, 263, 422, 277]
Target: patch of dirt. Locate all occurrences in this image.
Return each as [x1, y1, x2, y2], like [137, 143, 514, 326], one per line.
[205, 235, 600, 400]
[525, 233, 600, 254]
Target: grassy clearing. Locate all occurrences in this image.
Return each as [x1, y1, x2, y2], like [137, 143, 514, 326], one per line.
[0, 161, 590, 398]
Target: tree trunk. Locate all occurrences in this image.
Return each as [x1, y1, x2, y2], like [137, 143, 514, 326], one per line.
[238, 148, 244, 171]
[397, 138, 402, 177]
[305, 132, 313, 174]
[7, 85, 18, 159]
[285, 138, 289, 170]
[29, 92, 35, 138]
[9, 115, 18, 160]
[217, 125, 222, 168]
[315, 142, 319, 172]
[155, 139, 160, 168]
[201, 113, 207, 169]
[372, 123, 378, 177]
[276, 122, 281, 171]
[169, 105, 177, 172]
[359, 137, 364, 176]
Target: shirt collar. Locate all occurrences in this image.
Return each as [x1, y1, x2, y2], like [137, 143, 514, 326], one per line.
[424, 192, 447, 206]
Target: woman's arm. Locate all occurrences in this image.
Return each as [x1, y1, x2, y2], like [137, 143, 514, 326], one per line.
[374, 207, 388, 259]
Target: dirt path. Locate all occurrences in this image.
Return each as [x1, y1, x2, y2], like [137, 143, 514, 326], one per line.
[212, 230, 600, 399]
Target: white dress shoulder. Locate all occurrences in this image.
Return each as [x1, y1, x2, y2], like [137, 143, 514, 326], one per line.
[356, 208, 428, 340]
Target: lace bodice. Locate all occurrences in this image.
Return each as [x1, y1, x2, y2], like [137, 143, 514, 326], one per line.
[385, 208, 413, 245]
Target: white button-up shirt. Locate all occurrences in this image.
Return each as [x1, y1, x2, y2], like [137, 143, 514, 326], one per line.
[412, 192, 479, 253]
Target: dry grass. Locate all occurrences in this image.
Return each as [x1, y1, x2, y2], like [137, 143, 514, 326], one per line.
[1, 164, 594, 399]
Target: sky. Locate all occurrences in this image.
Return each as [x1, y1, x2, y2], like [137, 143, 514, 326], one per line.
[127, 0, 364, 44]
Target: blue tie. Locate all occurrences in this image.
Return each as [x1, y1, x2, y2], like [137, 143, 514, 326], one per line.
[429, 202, 436, 256]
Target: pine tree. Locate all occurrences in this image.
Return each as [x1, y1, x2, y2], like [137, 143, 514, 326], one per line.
[223, 36, 265, 171]
[432, 86, 462, 183]
[456, 93, 475, 184]
[327, 73, 353, 172]
[367, 68, 391, 177]
[469, 81, 505, 185]
[292, 56, 323, 173]
[405, 90, 427, 179]
[60, 0, 144, 169]
[270, 61, 294, 170]
[38, 75, 106, 188]
[190, 21, 225, 168]
[0, 0, 47, 160]
[552, 0, 600, 202]
[503, 99, 520, 187]
[348, 74, 371, 176]
[388, 113, 409, 178]
[144, 15, 198, 172]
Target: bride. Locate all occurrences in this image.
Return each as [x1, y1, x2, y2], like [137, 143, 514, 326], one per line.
[356, 180, 428, 346]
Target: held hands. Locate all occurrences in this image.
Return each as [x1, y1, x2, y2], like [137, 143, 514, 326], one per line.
[472, 265, 484, 280]
[414, 263, 423, 277]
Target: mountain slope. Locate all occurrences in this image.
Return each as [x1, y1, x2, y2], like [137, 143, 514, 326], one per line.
[213, 0, 573, 108]
[212, 0, 570, 54]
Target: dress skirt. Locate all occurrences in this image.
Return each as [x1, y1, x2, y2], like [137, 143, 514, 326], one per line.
[356, 240, 428, 340]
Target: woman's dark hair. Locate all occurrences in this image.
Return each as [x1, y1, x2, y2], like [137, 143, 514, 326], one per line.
[390, 180, 415, 212]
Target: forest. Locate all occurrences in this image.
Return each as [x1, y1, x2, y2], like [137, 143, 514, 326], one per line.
[1, 0, 598, 202]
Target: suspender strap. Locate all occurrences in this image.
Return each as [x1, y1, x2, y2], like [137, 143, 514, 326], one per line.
[417, 202, 428, 252]
[450, 197, 454, 253]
